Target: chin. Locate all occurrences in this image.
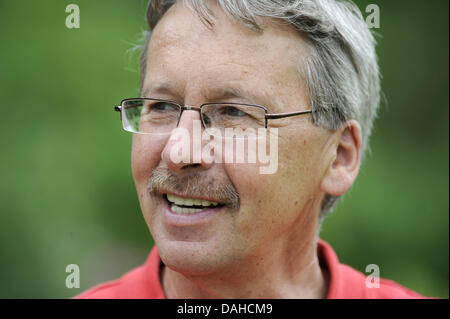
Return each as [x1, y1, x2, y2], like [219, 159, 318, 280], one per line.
[146, 200, 243, 275]
[155, 238, 237, 276]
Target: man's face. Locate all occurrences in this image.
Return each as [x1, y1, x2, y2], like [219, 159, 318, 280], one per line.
[132, 2, 334, 274]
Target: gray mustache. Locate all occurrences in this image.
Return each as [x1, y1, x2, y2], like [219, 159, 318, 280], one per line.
[147, 167, 240, 210]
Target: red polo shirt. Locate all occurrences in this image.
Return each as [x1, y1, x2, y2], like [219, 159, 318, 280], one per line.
[75, 239, 426, 299]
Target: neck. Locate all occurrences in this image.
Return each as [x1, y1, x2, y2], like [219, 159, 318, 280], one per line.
[161, 208, 329, 299]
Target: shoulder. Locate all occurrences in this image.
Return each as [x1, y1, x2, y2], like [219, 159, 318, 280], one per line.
[74, 279, 123, 299]
[318, 240, 429, 299]
[338, 264, 428, 299]
[376, 277, 429, 299]
[73, 247, 165, 299]
[73, 265, 148, 299]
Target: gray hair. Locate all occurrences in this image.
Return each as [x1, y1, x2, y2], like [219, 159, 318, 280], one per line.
[139, 0, 381, 219]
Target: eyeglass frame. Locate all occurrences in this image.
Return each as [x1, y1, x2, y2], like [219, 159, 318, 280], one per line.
[114, 97, 313, 132]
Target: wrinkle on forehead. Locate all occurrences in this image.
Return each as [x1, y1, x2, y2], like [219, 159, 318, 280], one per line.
[145, 1, 310, 112]
[150, 1, 306, 63]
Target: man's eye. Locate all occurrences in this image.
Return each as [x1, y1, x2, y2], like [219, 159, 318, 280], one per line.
[222, 106, 248, 117]
[150, 102, 174, 111]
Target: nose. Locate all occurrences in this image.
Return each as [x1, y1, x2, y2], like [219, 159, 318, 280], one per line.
[160, 109, 213, 173]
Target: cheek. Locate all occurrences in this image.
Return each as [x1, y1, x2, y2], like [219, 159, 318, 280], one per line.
[223, 163, 271, 247]
[224, 161, 305, 253]
[225, 133, 324, 238]
[131, 135, 166, 188]
[277, 129, 328, 183]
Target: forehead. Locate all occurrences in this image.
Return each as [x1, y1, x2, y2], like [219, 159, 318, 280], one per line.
[143, 2, 308, 106]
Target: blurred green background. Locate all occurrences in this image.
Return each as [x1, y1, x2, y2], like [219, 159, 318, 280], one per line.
[0, 0, 448, 298]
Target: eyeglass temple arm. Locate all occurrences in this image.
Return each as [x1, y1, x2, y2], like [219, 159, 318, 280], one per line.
[114, 105, 123, 120]
[115, 104, 143, 112]
[265, 110, 312, 120]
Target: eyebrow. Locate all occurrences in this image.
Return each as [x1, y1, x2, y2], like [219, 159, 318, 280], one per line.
[204, 87, 254, 103]
[142, 82, 180, 100]
[142, 82, 260, 105]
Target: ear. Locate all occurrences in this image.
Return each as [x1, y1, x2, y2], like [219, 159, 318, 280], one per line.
[320, 120, 362, 196]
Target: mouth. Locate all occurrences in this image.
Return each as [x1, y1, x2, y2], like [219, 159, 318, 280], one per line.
[164, 193, 226, 214]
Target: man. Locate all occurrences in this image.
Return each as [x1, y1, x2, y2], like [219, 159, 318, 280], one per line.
[77, 0, 426, 298]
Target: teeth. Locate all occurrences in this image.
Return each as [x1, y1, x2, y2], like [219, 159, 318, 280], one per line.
[202, 200, 211, 207]
[171, 204, 204, 214]
[167, 194, 221, 208]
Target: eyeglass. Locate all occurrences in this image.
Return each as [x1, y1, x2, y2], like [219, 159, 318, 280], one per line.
[114, 98, 312, 136]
